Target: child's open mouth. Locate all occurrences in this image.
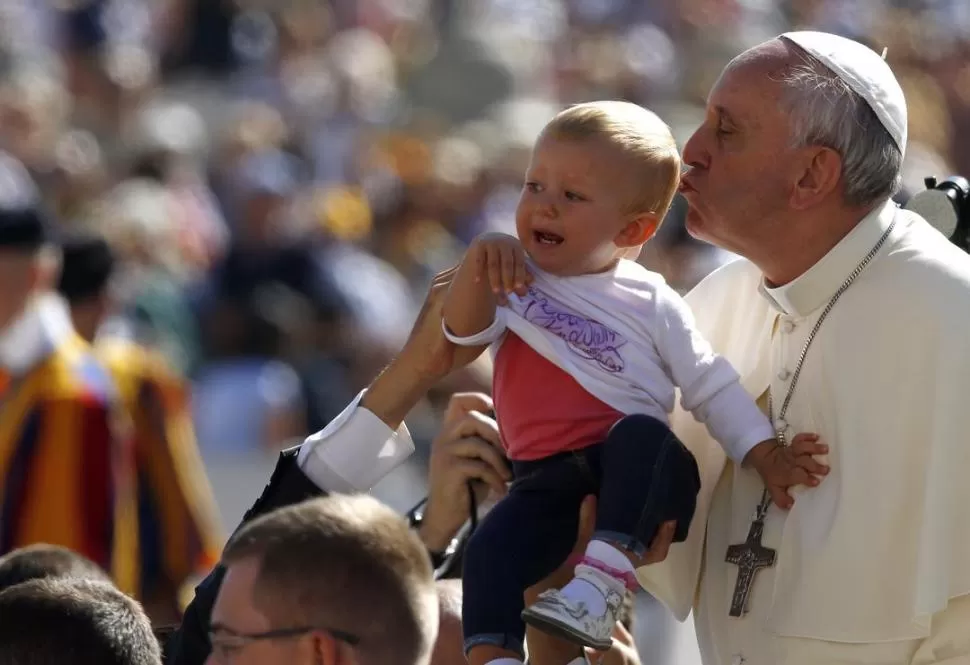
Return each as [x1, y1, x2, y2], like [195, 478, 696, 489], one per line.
[533, 230, 564, 245]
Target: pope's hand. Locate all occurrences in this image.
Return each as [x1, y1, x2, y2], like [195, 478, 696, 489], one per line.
[744, 434, 830, 509]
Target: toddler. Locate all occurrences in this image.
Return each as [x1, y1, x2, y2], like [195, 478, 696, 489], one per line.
[443, 101, 823, 665]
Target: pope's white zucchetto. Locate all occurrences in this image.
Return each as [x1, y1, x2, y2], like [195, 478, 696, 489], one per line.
[781, 31, 908, 156]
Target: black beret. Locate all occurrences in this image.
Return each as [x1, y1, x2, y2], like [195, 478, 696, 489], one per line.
[57, 232, 115, 304]
[0, 208, 53, 249]
[0, 153, 51, 249]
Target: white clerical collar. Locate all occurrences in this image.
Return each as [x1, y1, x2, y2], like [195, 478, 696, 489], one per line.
[0, 293, 74, 376]
[760, 199, 898, 317]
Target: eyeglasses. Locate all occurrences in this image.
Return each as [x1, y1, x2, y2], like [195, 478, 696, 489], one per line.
[208, 624, 360, 660]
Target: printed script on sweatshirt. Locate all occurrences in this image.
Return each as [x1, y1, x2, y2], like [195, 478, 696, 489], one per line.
[511, 287, 627, 373]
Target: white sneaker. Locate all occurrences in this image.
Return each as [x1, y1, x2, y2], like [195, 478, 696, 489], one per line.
[520, 565, 626, 651]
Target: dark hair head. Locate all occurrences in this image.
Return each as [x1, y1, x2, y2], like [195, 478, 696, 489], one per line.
[0, 577, 162, 665]
[56, 231, 115, 304]
[0, 543, 110, 593]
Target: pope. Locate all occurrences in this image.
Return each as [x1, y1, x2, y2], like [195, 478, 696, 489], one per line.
[625, 31, 970, 665]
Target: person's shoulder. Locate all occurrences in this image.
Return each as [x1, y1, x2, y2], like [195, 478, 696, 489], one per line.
[38, 336, 117, 408]
[685, 256, 759, 305]
[95, 338, 168, 380]
[96, 337, 187, 400]
[883, 211, 970, 309]
[609, 259, 676, 298]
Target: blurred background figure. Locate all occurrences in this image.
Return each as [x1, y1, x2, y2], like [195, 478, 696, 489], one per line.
[0, 152, 141, 597]
[0, 1, 965, 662]
[57, 231, 223, 625]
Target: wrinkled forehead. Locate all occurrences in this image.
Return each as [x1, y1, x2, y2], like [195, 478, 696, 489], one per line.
[706, 39, 798, 127]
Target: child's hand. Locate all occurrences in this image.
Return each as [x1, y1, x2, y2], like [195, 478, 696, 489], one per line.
[744, 433, 830, 510]
[470, 233, 533, 304]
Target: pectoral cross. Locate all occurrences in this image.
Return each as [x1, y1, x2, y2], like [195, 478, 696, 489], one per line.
[725, 503, 776, 617]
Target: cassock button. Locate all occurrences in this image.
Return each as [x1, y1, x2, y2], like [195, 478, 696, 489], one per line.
[775, 418, 788, 433]
[778, 368, 791, 381]
[732, 655, 745, 665]
[782, 319, 796, 333]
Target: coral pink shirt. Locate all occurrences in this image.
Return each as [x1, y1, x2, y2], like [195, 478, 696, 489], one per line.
[493, 332, 623, 461]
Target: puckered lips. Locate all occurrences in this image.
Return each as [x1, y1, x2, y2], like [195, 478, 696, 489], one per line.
[678, 176, 697, 194]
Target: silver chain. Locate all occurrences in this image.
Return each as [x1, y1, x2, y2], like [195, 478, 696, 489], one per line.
[755, 220, 896, 520]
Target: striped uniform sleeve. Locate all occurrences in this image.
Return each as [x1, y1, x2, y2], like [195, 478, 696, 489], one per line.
[132, 357, 222, 600]
[0, 381, 136, 594]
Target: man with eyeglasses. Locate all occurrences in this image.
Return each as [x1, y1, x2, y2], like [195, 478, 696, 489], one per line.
[205, 494, 438, 665]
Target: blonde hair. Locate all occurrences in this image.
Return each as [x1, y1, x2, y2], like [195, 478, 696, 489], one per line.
[223, 494, 438, 665]
[544, 101, 681, 218]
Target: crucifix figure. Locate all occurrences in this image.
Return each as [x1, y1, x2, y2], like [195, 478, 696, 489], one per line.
[725, 502, 776, 617]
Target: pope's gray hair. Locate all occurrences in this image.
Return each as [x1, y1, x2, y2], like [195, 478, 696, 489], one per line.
[777, 39, 902, 208]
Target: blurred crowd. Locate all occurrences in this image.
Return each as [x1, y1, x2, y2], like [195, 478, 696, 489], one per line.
[0, 0, 966, 463]
[0, 1, 967, 664]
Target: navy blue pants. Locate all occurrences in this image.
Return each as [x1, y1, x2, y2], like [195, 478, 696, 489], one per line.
[461, 414, 701, 657]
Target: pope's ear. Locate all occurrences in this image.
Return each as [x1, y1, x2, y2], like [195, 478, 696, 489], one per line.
[790, 146, 842, 210]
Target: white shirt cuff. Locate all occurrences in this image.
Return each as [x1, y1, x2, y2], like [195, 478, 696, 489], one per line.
[441, 313, 506, 346]
[297, 390, 415, 493]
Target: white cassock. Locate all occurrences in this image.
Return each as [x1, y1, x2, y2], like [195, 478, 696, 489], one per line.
[637, 200, 970, 664]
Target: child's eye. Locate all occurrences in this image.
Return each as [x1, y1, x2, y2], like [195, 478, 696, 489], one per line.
[565, 190, 586, 202]
[525, 181, 541, 193]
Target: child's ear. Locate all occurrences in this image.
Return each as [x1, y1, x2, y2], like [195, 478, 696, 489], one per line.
[614, 213, 659, 248]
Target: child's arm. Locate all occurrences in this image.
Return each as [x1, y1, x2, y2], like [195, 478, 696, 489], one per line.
[443, 233, 532, 338]
[651, 290, 829, 507]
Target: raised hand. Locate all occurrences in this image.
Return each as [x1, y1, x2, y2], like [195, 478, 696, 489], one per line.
[471, 233, 533, 304]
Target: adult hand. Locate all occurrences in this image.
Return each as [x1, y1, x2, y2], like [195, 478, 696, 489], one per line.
[525, 497, 676, 665]
[418, 393, 511, 553]
[586, 622, 642, 665]
[362, 268, 490, 427]
[399, 266, 491, 383]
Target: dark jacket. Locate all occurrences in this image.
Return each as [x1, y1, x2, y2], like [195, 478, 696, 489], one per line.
[163, 446, 464, 665]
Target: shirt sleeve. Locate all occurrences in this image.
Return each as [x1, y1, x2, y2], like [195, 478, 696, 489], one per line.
[296, 390, 415, 492]
[137, 369, 224, 579]
[441, 309, 507, 346]
[652, 289, 774, 463]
